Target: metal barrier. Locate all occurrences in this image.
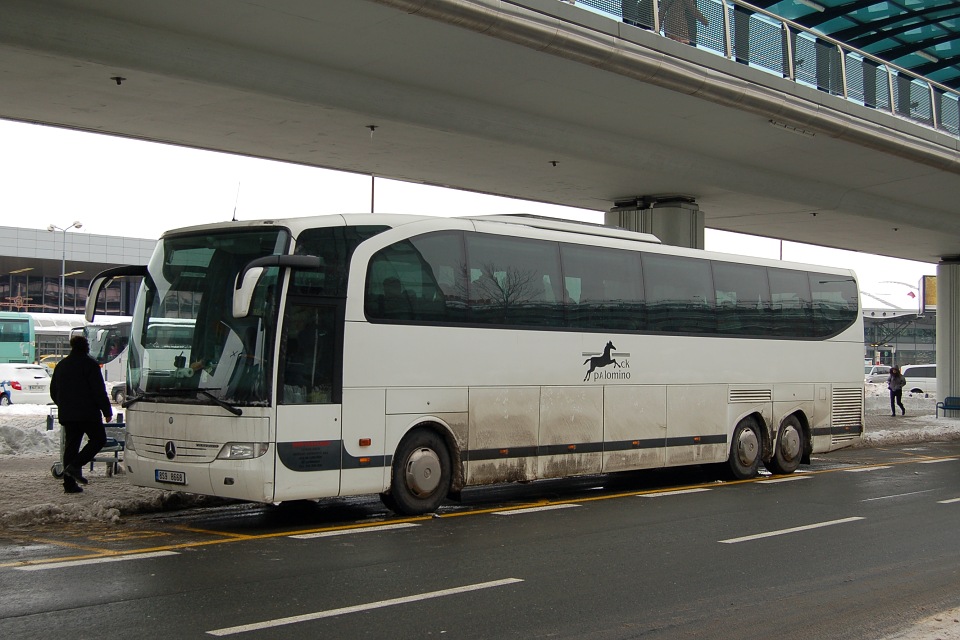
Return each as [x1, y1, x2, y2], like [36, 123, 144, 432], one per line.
[48, 407, 126, 478]
[566, 0, 960, 137]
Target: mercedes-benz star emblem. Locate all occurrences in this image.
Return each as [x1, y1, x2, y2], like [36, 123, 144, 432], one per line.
[165, 441, 177, 460]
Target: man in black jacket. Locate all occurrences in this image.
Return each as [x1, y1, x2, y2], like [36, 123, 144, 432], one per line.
[50, 335, 113, 493]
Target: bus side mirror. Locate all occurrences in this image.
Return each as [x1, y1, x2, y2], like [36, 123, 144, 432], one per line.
[85, 265, 148, 322]
[233, 255, 323, 318]
[233, 267, 264, 319]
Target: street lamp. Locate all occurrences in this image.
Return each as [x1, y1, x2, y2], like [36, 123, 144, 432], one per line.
[47, 221, 82, 313]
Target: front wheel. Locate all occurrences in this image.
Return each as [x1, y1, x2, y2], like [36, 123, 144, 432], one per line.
[764, 415, 804, 475]
[727, 417, 762, 480]
[383, 429, 451, 515]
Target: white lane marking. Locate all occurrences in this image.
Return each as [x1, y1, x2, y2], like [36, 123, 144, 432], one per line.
[938, 498, 960, 504]
[719, 517, 864, 544]
[861, 489, 936, 502]
[758, 475, 811, 484]
[290, 523, 420, 539]
[844, 466, 892, 473]
[919, 458, 959, 464]
[15, 551, 179, 571]
[639, 488, 712, 498]
[206, 578, 525, 636]
[493, 504, 579, 516]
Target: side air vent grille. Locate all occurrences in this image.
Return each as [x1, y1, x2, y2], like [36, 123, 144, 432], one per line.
[831, 388, 864, 427]
[729, 389, 773, 403]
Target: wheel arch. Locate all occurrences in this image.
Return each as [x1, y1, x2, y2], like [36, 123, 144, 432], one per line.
[732, 410, 771, 460]
[783, 410, 813, 465]
[393, 417, 465, 495]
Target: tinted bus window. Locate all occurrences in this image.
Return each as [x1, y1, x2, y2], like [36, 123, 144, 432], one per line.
[561, 244, 644, 331]
[810, 273, 858, 336]
[643, 253, 716, 333]
[366, 231, 466, 323]
[465, 234, 563, 326]
[769, 268, 813, 337]
[713, 262, 771, 336]
[294, 226, 388, 297]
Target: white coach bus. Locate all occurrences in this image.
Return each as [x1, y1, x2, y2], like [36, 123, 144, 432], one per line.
[86, 214, 863, 515]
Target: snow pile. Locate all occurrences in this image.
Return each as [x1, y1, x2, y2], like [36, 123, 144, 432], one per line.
[0, 404, 58, 456]
[0, 404, 233, 529]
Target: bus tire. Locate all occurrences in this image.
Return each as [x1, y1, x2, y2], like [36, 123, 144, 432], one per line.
[727, 417, 761, 480]
[386, 429, 451, 515]
[765, 415, 803, 475]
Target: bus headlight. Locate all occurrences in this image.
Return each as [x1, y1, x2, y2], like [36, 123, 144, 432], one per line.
[217, 442, 269, 460]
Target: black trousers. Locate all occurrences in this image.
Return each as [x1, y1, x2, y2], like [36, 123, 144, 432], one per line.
[62, 420, 107, 476]
[890, 389, 905, 414]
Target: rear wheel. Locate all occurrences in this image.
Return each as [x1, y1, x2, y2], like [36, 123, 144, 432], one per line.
[727, 417, 761, 480]
[383, 429, 451, 515]
[765, 415, 804, 475]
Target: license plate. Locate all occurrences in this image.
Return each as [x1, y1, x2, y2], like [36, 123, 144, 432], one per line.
[29, 385, 43, 391]
[155, 469, 187, 485]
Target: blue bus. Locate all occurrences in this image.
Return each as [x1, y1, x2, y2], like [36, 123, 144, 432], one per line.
[0, 312, 36, 363]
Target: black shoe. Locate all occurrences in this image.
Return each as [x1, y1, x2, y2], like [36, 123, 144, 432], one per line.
[892, 413, 896, 417]
[64, 484, 83, 494]
[901, 408, 906, 415]
[63, 465, 88, 485]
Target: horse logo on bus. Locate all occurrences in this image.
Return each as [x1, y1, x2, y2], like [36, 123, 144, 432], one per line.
[583, 340, 630, 382]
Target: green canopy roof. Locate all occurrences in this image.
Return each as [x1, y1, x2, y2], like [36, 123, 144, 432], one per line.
[747, 1, 960, 89]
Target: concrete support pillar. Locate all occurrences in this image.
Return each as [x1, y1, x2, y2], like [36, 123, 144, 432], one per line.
[937, 258, 960, 410]
[605, 198, 703, 249]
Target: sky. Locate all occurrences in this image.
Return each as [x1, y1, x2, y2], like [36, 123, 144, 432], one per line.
[0, 118, 935, 307]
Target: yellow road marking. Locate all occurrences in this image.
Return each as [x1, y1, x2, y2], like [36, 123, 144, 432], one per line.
[3, 452, 957, 568]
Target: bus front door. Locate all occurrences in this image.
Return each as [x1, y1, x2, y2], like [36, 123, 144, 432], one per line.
[274, 302, 342, 501]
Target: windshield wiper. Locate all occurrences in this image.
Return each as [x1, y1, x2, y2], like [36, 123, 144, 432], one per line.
[123, 387, 242, 416]
[122, 391, 160, 409]
[197, 389, 243, 416]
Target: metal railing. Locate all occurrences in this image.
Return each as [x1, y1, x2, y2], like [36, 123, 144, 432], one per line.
[566, 0, 960, 137]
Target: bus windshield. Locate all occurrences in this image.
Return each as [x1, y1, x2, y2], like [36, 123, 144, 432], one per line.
[128, 228, 289, 406]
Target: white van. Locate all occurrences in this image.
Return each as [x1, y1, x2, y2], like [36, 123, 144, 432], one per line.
[901, 364, 937, 395]
[864, 364, 891, 383]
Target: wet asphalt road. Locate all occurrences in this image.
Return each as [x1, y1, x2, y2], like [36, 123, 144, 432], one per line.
[2, 441, 960, 640]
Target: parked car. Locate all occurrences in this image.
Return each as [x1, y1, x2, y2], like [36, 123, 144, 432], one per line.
[109, 380, 126, 405]
[38, 354, 65, 374]
[864, 364, 891, 384]
[901, 364, 937, 395]
[0, 363, 52, 405]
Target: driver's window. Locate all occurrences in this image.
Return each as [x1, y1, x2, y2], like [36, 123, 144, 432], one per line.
[280, 304, 334, 404]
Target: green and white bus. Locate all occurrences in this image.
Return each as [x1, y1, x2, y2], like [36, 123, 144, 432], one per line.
[0, 311, 35, 364]
[87, 214, 864, 515]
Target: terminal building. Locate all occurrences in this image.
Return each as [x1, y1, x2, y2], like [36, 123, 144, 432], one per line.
[0, 224, 936, 367]
[0, 225, 154, 317]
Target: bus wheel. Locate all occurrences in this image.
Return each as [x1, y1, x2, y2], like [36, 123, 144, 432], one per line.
[765, 415, 803, 475]
[727, 417, 761, 479]
[387, 430, 451, 515]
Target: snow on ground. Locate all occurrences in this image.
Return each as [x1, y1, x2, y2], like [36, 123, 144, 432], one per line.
[0, 403, 229, 528]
